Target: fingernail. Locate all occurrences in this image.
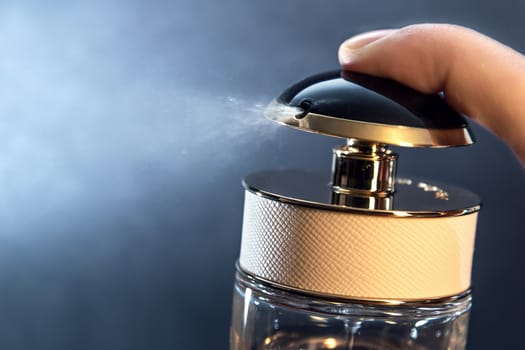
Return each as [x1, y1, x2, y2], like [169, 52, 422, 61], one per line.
[338, 29, 396, 65]
[338, 46, 358, 66]
[343, 29, 396, 49]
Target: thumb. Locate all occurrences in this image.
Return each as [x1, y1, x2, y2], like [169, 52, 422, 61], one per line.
[339, 24, 525, 166]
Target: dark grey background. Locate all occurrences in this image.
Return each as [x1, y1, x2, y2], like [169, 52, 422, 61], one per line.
[0, 0, 524, 349]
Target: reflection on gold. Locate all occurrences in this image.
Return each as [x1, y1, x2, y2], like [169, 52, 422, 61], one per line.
[323, 337, 337, 349]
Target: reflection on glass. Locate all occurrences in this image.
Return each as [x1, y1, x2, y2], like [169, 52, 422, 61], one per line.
[231, 270, 470, 350]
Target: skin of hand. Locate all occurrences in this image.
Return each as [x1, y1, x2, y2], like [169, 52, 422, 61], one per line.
[338, 24, 525, 166]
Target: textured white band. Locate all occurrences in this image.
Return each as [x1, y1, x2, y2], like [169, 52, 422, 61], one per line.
[239, 191, 478, 301]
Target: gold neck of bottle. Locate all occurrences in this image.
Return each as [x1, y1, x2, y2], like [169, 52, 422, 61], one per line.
[331, 139, 398, 210]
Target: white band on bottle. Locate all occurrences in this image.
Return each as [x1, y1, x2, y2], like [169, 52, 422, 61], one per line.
[239, 191, 477, 301]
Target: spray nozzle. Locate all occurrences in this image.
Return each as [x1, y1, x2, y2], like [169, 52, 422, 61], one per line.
[294, 100, 312, 119]
[265, 70, 476, 210]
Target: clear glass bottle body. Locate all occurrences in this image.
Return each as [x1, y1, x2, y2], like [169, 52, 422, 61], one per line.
[230, 268, 470, 350]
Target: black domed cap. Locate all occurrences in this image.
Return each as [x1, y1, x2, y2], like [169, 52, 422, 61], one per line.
[276, 70, 469, 130]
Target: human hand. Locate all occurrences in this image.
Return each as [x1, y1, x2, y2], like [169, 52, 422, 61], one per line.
[338, 24, 525, 166]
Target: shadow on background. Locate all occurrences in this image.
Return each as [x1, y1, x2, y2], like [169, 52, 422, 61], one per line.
[0, 1, 523, 349]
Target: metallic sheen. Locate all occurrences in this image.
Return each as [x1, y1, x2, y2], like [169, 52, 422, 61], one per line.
[236, 263, 473, 307]
[265, 70, 475, 148]
[266, 100, 474, 148]
[243, 170, 481, 217]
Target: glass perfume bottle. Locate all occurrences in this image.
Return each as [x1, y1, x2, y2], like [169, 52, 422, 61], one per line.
[230, 71, 480, 350]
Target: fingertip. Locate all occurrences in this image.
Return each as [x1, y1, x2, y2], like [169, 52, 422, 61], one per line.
[338, 29, 397, 67]
[340, 29, 397, 50]
[338, 23, 525, 165]
[338, 46, 356, 66]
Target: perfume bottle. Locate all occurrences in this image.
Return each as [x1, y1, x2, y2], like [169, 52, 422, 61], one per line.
[230, 71, 480, 350]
